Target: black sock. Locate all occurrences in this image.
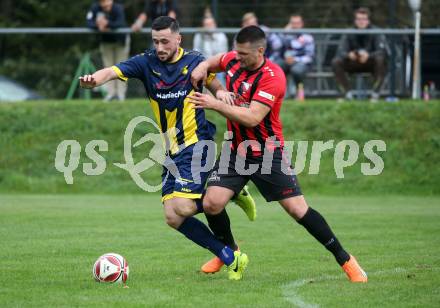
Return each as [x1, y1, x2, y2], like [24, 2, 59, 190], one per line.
[298, 207, 350, 266]
[204, 209, 238, 250]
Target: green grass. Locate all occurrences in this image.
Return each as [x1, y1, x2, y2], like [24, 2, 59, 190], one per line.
[1, 194, 439, 307]
[1, 99, 439, 195]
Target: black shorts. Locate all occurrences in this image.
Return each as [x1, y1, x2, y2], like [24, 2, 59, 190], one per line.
[206, 149, 302, 202]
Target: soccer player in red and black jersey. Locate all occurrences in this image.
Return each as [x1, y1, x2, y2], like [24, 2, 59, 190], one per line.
[188, 25, 367, 282]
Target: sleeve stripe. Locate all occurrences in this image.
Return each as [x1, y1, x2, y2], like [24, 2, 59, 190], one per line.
[111, 65, 128, 81]
[206, 72, 216, 86]
[252, 99, 272, 108]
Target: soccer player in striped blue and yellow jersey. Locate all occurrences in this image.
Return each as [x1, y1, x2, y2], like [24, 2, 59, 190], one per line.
[79, 16, 253, 280]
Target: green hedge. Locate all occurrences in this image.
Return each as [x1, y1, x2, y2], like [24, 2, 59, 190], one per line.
[0, 99, 439, 195]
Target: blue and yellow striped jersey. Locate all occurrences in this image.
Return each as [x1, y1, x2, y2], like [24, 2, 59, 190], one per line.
[112, 48, 216, 154]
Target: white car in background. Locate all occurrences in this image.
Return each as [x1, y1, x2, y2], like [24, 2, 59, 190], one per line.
[0, 76, 43, 102]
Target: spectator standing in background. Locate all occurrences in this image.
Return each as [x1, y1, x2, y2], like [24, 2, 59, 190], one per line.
[87, 0, 129, 101]
[281, 14, 314, 101]
[331, 7, 387, 102]
[240, 12, 284, 66]
[131, 0, 177, 32]
[193, 15, 228, 86]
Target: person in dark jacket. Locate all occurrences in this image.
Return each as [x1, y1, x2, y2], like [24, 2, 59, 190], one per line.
[87, 0, 129, 101]
[332, 7, 387, 102]
[131, 0, 177, 32]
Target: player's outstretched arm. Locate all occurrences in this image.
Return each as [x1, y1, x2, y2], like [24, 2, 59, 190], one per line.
[188, 92, 270, 127]
[215, 99, 270, 127]
[79, 67, 118, 89]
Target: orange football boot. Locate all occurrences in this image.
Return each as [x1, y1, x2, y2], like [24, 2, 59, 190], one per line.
[201, 257, 224, 274]
[342, 255, 368, 282]
[201, 247, 240, 274]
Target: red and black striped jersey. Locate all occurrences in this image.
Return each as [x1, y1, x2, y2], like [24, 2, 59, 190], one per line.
[220, 51, 286, 156]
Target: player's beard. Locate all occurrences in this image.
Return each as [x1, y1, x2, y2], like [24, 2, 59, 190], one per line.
[158, 47, 178, 63]
[240, 61, 250, 70]
[240, 59, 255, 71]
[240, 56, 263, 71]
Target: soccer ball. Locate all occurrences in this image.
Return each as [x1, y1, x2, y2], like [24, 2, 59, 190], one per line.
[92, 253, 129, 284]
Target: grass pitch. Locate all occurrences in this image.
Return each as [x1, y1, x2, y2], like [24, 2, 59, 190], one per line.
[1, 194, 439, 307]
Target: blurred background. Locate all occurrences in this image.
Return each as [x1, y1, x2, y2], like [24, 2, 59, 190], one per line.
[0, 0, 439, 100]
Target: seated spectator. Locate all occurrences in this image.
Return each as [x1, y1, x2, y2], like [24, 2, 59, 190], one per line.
[131, 0, 177, 32]
[240, 12, 284, 65]
[331, 7, 387, 102]
[193, 15, 228, 85]
[86, 0, 129, 101]
[281, 14, 315, 100]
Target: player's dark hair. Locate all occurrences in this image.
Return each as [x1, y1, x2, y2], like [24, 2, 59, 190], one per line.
[151, 16, 180, 33]
[236, 25, 266, 47]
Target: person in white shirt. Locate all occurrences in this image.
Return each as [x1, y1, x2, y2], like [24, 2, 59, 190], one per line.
[193, 16, 228, 85]
[282, 14, 315, 100]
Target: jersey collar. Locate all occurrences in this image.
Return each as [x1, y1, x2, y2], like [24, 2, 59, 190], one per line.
[246, 58, 266, 75]
[168, 47, 184, 64]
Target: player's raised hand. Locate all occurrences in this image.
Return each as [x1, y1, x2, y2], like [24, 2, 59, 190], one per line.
[79, 74, 97, 89]
[191, 61, 209, 90]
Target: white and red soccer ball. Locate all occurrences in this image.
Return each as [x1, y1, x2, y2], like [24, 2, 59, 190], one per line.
[92, 253, 129, 284]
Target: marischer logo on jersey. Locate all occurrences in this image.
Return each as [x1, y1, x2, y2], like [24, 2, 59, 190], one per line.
[156, 90, 187, 100]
